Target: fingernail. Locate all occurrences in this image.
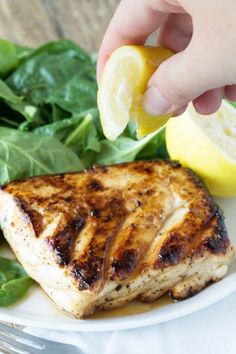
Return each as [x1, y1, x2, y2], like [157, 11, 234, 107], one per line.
[142, 86, 171, 116]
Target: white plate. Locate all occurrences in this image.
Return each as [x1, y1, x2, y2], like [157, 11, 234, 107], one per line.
[0, 197, 235, 332]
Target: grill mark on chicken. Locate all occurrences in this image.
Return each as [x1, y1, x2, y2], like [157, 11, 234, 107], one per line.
[200, 208, 229, 255]
[71, 246, 103, 290]
[18, 199, 43, 237]
[157, 203, 229, 269]
[156, 217, 211, 268]
[158, 243, 184, 266]
[108, 201, 170, 280]
[70, 197, 127, 290]
[155, 198, 214, 268]
[48, 217, 85, 265]
[110, 249, 137, 281]
[107, 169, 177, 281]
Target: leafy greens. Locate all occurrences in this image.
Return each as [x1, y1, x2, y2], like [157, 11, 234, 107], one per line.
[0, 127, 84, 185]
[0, 256, 33, 306]
[0, 38, 168, 187]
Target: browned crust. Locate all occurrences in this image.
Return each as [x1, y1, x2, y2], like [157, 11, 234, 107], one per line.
[18, 199, 43, 237]
[48, 217, 85, 266]
[70, 197, 127, 290]
[2, 160, 232, 291]
[156, 205, 229, 269]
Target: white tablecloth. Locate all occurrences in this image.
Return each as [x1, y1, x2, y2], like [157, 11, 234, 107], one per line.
[25, 291, 236, 354]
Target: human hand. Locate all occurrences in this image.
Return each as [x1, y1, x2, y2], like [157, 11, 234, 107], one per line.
[97, 0, 236, 116]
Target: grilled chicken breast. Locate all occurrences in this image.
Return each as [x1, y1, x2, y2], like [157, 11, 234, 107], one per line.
[0, 161, 234, 318]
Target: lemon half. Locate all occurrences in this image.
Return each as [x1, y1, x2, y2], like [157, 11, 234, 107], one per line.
[98, 45, 173, 140]
[166, 101, 236, 197]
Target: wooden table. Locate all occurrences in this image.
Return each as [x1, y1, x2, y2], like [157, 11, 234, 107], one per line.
[0, 0, 119, 52]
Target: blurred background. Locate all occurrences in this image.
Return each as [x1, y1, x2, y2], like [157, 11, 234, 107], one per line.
[0, 0, 119, 52]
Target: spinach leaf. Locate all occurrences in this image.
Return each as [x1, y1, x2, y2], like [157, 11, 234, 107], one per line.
[0, 257, 26, 280]
[34, 111, 100, 167]
[0, 127, 84, 185]
[137, 128, 169, 160]
[48, 73, 97, 114]
[51, 104, 70, 122]
[95, 130, 165, 165]
[0, 257, 33, 306]
[0, 39, 32, 77]
[0, 117, 19, 128]
[14, 44, 33, 62]
[0, 79, 22, 103]
[64, 114, 100, 154]
[0, 272, 6, 286]
[0, 79, 41, 127]
[33, 108, 98, 140]
[7, 40, 96, 115]
[65, 113, 101, 168]
[0, 276, 33, 306]
[122, 120, 138, 139]
[28, 39, 90, 62]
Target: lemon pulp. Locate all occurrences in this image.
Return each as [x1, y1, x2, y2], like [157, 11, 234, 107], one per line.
[166, 101, 236, 197]
[98, 45, 174, 140]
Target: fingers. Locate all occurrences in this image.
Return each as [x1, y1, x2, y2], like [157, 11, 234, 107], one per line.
[98, 0, 236, 117]
[156, 13, 192, 114]
[158, 13, 193, 52]
[172, 105, 188, 116]
[193, 88, 224, 114]
[97, 0, 166, 79]
[225, 85, 236, 102]
[142, 33, 229, 116]
[97, 0, 185, 80]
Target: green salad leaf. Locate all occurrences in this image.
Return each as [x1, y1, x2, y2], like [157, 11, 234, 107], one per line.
[137, 128, 169, 160]
[0, 39, 32, 77]
[64, 114, 100, 153]
[95, 129, 167, 165]
[230, 101, 236, 108]
[0, 257, 33, 306]
[48, 73, 97, 114]
[0, 127, 84, 184]
[7, 40, 97, 114]
[33, 108, 98, 140]
[0, 79, 22, 103]
[0, 79, 41, 127]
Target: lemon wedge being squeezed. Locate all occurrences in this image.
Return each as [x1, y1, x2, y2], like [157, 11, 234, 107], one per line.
[97, 45, 173, 140]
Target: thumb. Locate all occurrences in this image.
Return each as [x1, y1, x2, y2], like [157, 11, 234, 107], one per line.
[142, 45, 221, 115]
